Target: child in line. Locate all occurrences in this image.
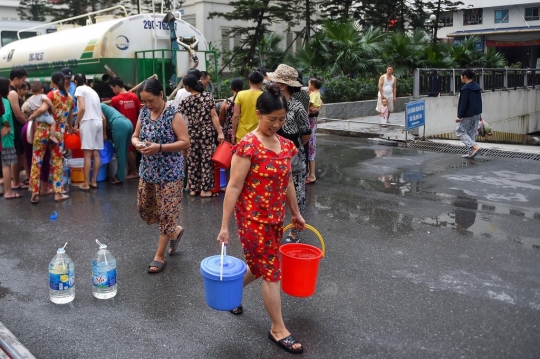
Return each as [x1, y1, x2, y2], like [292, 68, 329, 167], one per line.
[22, 81, 58, 144]
[379, 97, 389, 127]
[306, 77, 322, 184]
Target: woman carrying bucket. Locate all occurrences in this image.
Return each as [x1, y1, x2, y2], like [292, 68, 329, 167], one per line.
[217, 84, 306, 354]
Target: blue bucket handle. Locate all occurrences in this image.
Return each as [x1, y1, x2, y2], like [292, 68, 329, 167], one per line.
[220, 242, 227, 281]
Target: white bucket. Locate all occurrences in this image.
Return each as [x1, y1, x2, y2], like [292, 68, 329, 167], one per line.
[68, 158, 84, 183]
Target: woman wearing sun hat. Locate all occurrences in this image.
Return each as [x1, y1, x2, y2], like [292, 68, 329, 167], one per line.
[267, 64, 311, 244]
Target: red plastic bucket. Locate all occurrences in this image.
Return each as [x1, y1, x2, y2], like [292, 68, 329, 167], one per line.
[212, 142, 234, 169]
[280, 243, 323, 297]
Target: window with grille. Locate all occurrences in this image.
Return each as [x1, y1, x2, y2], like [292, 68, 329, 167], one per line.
[525, 7, 539, 21]
[494, 9, 509, 24]
[463, 8, 483, 25]
[440, 15, 453, 27]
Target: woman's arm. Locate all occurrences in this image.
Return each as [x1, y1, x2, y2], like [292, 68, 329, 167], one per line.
[210, 108, 224, 143]
[296, 106, 311, 145]
[75, 96, 85, 129]
[217, 154, 250, 245]
[28, 102, 49, 120]
[131, 114, 143, 150]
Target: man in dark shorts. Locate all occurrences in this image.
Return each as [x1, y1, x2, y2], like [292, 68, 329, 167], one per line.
[7, 67, 28, 189]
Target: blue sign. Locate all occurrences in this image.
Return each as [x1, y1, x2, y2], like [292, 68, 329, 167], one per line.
[406, 99, 425, 130]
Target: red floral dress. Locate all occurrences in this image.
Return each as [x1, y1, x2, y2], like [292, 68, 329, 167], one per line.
[233, 132, 297, 282]
[29, 90, 73, 194]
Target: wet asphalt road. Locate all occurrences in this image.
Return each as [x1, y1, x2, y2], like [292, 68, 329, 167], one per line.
[1, 135, 539, 359]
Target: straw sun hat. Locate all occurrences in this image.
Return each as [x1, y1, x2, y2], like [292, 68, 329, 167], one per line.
[267, 64, 303, 87]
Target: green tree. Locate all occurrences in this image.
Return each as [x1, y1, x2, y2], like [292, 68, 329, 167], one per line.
[287, 20, 384, 77]
[319, 0, 362, 21]
[208, 0, 295, 76]
[18, 0, 53, 21]
[381, 30, 430, 76]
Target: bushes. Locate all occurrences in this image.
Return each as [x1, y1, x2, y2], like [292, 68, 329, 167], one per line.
[320, 76, 378, 103]
[318, 75, 412, 103]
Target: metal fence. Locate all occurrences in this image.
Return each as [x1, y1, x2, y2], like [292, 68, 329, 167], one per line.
[413, 68, 540, 97]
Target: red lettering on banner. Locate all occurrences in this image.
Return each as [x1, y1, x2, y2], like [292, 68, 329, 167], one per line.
[486, 39, 540, 47]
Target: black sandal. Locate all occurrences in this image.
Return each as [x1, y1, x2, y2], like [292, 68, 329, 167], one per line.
[168, 227, 185, 256]
[229, 305, 243, 315]
[268, 332, 303, 354]
[147, 260, 167, 274]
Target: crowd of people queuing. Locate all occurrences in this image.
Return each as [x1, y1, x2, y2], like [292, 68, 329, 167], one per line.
[1, 64, 324, 354]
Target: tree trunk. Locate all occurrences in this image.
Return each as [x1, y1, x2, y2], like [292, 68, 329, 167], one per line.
[433, 0, 441, 43]
[244, 0, 270, 76]
[305, 0, 310, 44]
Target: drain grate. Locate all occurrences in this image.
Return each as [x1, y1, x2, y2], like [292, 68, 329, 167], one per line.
[407, 141, 540, 161]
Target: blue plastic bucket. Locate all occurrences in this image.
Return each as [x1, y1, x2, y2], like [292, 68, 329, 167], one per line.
[90, 162, 108, 182]
[200, 252, 246, 311]
[99, 140, 114, 165]
[219, 168, 227, 188]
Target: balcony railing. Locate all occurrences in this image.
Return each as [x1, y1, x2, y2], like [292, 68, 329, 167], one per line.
[413, 68, 540, 98]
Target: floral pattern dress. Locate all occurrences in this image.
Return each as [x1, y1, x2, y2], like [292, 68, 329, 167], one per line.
[233, 132, 297, 282]
[223, 98, 234, 143]
[29, 90, 73, 194]
[177, 92, 216, 192]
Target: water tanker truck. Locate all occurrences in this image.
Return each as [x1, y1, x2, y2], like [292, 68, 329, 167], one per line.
[0, 6, 214, 98]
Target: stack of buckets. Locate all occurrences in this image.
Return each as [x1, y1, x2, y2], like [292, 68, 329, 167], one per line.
[65, 133, 113, 184]
[211, 141, 234, 193]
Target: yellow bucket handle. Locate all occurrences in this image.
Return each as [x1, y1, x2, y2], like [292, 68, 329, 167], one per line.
[283, 224, 325, 258]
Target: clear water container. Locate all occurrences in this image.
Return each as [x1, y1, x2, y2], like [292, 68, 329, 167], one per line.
[49, 244, 75, 304]
[92, 240, 117, 299]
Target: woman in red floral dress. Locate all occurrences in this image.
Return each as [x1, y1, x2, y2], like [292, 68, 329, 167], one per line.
[217, 84, 306, 354]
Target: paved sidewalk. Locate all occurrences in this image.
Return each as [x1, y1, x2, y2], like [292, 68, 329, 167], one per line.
[318, 112, 540, 155]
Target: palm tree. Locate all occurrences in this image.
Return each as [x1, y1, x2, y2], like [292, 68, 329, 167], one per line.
[256, 33, 283, 69]
[288, 20, 385, 77]
[380, 30, 430, 77]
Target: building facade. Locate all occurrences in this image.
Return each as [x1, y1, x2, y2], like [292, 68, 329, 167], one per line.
[436, 0, 540, 68]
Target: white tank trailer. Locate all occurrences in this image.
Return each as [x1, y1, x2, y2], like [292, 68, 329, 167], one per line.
[0, 11, 210, 97]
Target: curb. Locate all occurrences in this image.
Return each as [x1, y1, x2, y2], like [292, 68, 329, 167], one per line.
[317, 127, 383, 139]
[0, 321, 35, 359]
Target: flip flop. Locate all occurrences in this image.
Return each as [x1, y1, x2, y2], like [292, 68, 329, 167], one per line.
[31, 194, 39, 204]
[79, 186, 90, 192]
[148, 260, 167, 274]
[108, 180, 124, 185]
[168, 227, 185, 256]
[305, 179, 316, 184]
[89, 184, 99, 189]
[12, 184, 29, 190]
[281, 234, 300, 245]
[268, 332, 303, 354]
[5, 193, 23, 200]
[55, 195, 69, 203]
[200, 192, 219, 198]
[470, 148, 481, 159]
[229, 305, 243, 315]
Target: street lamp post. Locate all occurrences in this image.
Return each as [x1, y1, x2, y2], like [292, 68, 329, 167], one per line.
[429, 14, 437, 43]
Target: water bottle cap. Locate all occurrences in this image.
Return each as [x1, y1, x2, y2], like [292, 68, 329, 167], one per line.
[57, 248, 65, 253]
[96, 239, 107, 249]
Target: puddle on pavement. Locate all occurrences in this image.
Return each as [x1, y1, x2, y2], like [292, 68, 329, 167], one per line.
[0, 284, 12, 299]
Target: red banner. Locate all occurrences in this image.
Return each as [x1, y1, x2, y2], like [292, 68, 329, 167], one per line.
[486, 39, 540, 47]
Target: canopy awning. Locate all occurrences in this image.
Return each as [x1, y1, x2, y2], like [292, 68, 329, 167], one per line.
[447, 25, 540, 37]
